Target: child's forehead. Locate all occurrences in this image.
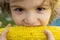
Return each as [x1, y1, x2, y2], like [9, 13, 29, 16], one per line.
[8, 0, 50, 3]
[9, 0, 50, 6]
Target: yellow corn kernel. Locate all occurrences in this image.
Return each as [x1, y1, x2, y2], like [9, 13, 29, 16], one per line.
[0, 26, 60, 40]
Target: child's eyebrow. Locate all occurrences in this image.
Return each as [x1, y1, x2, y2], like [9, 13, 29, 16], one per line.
[10, 5, 24, 8]
[9, 0, 24, 3]
[39, 4, 50, 6]
[10, 4, 50, 8]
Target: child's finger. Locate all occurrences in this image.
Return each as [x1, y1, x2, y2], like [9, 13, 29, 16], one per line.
[45, 30, 55, 40]
[0, 22, 2, 27]
[1, 30, 8, 38]
[6, 23, 11, 28]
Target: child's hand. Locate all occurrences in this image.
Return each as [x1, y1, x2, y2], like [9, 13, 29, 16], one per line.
[0, 21, 11, 40]
[0, 22, 11, 28]
[45, 30, 55, 40]
[0, 30, 8, 40]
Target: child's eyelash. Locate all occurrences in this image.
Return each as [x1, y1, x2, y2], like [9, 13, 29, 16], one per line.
[13, 7, 45, 12]
[14, 8, 24, 12]
[36, 7, 45, 11]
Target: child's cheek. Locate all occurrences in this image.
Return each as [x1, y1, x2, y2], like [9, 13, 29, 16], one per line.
[36, 10, 51, 25]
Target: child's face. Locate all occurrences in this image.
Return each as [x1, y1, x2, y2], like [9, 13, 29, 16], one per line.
[10, 0, 51, 26]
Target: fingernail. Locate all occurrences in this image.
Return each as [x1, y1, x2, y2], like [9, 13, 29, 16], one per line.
[45, 30, 50, 33]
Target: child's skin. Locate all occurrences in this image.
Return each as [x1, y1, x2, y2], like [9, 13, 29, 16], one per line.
[10, 0, 51, 26]
[0, 0, 55, 40]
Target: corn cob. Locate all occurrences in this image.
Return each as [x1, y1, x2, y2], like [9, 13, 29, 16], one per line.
[0, 26, 60, 40]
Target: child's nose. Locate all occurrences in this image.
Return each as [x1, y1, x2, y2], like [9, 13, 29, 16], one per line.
[24, 11, 40, 25]
[24, 11, 36, 25]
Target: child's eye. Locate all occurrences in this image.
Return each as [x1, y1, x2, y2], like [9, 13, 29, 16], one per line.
[14, 8, 24, 12]
[36, 7, 45, 11]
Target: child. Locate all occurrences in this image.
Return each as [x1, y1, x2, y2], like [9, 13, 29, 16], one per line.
[0, 0, 58, 40]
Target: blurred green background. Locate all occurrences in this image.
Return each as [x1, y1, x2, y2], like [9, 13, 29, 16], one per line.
[0, 8, 15, 28]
